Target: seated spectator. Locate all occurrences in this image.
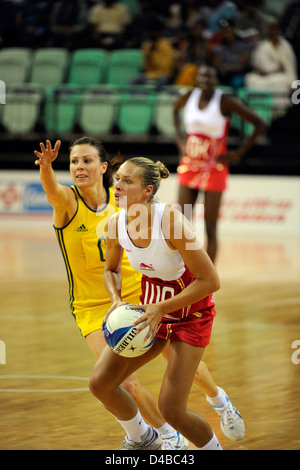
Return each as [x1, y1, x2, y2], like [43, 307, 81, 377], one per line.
[207, 19, 251, 88]
[280, 0, 300, 77]
[200, 0, 238, 35]
[49, 0, 88, 50]
[127, 0, 161, 48]
[177, 0, 203, 31]
[14, 0, 51, 48]
[236, 0, 269, 43]
[130, 19, 176, 89]
[245, 19, 298, 114]
[88, 0, 131, 50]
[175, 19, 209, 86]
[0, 0, 16, 47]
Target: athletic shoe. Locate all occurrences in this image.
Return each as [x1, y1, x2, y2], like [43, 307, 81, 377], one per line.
[207, 387, 245, 441]
[161, 431, 189, 450]
[122, 426, 163, 450]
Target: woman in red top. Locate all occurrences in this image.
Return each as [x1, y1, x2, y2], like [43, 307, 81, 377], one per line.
[174, 65, 267, 262]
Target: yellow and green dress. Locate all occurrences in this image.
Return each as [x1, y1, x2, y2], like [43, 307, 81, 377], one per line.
[54, 185, 141, 337]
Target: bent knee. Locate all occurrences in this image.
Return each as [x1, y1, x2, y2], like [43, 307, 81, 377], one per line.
[89, 367, 112, 400]
[159, 399, 184, 430]
[121, 374, 141, 398]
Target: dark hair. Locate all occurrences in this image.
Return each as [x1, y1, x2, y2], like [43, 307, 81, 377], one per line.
[69, 136, 123, 191]
[127, 156, 169, 202]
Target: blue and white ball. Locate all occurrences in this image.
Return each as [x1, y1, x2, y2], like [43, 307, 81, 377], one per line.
[104, 304, 155, 358]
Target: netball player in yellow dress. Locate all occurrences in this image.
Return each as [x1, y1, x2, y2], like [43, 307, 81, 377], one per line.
[34, 137, 244, 448]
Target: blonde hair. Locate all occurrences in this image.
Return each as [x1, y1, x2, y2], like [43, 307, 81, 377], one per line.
[128, 157, 169, 201]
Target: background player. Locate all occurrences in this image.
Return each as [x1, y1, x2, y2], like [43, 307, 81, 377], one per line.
[174, 65, 267, 262]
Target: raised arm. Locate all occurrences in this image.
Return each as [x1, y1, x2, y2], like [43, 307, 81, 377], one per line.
[34, 139, 76, 227]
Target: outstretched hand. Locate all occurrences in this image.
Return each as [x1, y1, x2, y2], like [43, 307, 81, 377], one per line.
[34, 140, 61, 167]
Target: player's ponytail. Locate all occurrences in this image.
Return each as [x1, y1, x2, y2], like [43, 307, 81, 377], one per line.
[155, 161, 170, 180]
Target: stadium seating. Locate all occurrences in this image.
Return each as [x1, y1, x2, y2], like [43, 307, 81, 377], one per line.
[68, 49, 109, 86]
[0, 48, 32, 85]
[44, 84, 81, 133]
[29, 48, 70, 87]
[117, 86, 156, 134]
[79, 85, 120, 134]
[153, 86, 182, 136]
[237, 88, 273, 135]
[107, 49, 143, 86]
[2, 84, 44, 134]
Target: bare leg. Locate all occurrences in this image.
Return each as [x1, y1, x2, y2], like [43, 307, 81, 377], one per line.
[204, 191, 223, 263]
[158, 341, 214, 447]
[89, 337, 167, 421]
[178, 185, 199, 221]
[162, 344, 218, 397]
[194, 361, 218, 396]
[86, 329, 166, 428]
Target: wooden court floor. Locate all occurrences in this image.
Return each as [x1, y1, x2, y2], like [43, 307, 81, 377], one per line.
[0, 217, 299, 450]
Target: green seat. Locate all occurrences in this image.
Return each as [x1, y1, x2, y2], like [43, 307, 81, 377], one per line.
[0, 48, 32, 85]
[120, 0, 140, 14]
[237, 88, 273, 135]
[107, 49, 143, 86]
[68, 49, 109, 86]
[154, 87, 182, 136]
[217, 86, 241, 132]
[44, 85, 81, 133]
[79, 85, 120, 134]
[2, 84, 44, 134]
[117, 87, 156, 134]
[29, 48, 70, 87]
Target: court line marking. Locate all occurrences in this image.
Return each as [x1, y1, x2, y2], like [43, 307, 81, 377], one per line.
[0, 314, 72, 323]
[0, 375, 89, 393]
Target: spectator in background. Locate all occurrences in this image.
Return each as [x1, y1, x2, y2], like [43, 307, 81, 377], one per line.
[280, 0, 300, 77]
[235, 0, 269, 44]
[88, 0, 131, 50]
[130, 19, 175, 89]
[175, 18, 209, 86]
[127, 0, 161, 48]
[207, 19, 251, 89]
[177, 0, 203, 31]
[245, 19, 298, 114]
[14, 0, 51, 48]
[0, 0, 16, 48]
[49, 0, 88, 50]
[200, 0, 238, 36]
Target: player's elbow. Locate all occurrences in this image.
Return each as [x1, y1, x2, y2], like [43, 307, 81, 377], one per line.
[209, 271, 221, 294]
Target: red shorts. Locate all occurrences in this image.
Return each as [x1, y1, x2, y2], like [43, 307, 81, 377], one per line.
[177, 160, 229, 192]
[156, 306, 216, 347]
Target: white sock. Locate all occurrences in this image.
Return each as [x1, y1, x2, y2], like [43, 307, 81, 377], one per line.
[157, 422, 177, 438]
[197, 433, 222, 450]
[116, 410, 149, 442]
[206, 387, 227, 408]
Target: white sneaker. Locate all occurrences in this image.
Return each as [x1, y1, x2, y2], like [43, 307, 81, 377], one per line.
[208, 387, 245, 441]
[122, 426, 163, 450]
[161, 431, 189, 450]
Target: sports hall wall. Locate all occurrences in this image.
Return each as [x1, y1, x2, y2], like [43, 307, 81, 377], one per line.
[0, 170, 299, 236]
